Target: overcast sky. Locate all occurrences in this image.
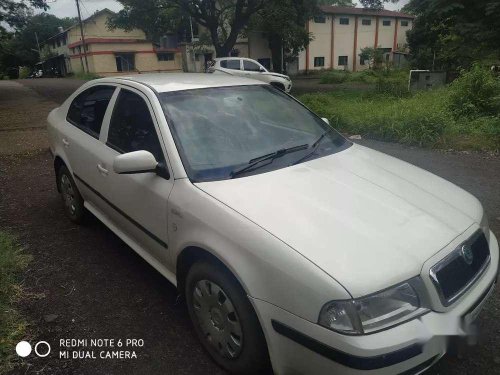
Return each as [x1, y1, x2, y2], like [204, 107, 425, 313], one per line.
[43, 0, 410, 19]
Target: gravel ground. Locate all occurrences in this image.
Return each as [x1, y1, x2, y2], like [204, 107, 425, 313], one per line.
[0, 78, 499, 375]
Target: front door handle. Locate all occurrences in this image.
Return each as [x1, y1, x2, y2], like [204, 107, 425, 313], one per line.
[97, 163, 108, 175]
[62, 138, 70, 147]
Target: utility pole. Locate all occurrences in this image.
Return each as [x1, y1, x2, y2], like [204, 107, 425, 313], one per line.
[75, 0, 89, 73]
[35, 32, 44, 72]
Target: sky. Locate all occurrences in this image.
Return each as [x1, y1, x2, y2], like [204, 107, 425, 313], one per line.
[43, 0, 410, 19]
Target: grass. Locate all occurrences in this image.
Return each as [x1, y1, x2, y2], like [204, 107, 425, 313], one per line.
[298, 88, 500, 151]
[0, 231, 31, 373]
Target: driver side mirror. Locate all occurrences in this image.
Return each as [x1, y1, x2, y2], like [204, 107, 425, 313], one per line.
[113, 150, 159, 175]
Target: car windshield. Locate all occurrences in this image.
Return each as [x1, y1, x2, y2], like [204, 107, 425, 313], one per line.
[160, 85, 350, 182]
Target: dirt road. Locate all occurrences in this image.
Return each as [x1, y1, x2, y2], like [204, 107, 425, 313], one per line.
[0, 79, 499, 374]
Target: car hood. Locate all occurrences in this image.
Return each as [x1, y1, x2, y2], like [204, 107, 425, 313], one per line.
[263, 72, 289, 80]
[196, 144, 481, 297]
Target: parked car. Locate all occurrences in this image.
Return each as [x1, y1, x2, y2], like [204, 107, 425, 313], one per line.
[208, 57, 292, 93]
[48, 74, 498, 375]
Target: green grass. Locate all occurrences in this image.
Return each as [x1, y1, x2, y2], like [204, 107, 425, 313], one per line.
[0, 231, 31, 373]
[298, 88, 500, 150]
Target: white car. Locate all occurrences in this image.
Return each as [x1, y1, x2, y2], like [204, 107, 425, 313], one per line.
[47, 74, 498, 375]
[208, 57, 292, 93]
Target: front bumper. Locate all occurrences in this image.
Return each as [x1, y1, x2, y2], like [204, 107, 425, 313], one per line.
[251, 231, 498, 375]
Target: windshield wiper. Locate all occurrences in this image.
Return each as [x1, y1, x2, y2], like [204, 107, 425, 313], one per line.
[292, 129, 331, 166]
[230, 143, 308, 178]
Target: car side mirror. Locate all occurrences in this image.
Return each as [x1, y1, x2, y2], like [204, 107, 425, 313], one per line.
[322, 117, 330, 125]
[113, 150, 159, 175]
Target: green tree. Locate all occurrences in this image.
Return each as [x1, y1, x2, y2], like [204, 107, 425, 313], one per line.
[405, 0, 500, 70]
[0, 13, 75, 72]
[0, 0, 48, 30]
[110, 0, 266, 57]
[359, 47, 383, 69]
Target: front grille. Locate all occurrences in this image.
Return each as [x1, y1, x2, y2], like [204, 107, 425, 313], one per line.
[430, 230, 490, 306]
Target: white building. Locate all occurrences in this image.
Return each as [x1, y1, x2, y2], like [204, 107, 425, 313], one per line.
[297, 6, 414, 73]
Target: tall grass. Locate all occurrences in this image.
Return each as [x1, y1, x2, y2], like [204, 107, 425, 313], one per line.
[0, 231, 31, 373]
[299, 88, 500, 150]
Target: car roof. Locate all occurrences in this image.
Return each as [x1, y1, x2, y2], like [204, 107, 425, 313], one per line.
[103, 73, 265, 93]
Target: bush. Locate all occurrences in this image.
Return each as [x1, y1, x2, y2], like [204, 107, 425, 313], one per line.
[348, 70, 379, 84]
[320, 70, 348, 84]
[18, 67, 30, 79]
[448, 64, 500, 119]
[376, 70, 409, 97]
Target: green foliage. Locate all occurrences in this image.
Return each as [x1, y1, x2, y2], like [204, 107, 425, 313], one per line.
[0, 0, 48, 30]
[299, 76, 500, 150]
[73, 71, 101, 80]
[358, 47, 383, 69]
[448, 64, 500, 119]
[251, 0, 318, 73]
[320, 70, 348, 84]
[1, 75, 9, 80]
[405, 0, 500, 70]
[18, 66, 30, 79]
[375, 70, 409, 97]
[0, 231, 31, 373]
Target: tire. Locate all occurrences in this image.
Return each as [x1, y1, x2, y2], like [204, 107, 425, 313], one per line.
[57, 165, 86, 224]
[185, 261, 271, 374]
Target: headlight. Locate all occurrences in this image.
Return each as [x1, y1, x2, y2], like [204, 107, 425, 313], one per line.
[480, 213, 490, 243]
[319, 277, 429, 335]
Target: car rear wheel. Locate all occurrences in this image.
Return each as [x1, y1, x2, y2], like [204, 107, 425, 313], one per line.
[185, 261, 271, 374]
[58, 166, 86, 224]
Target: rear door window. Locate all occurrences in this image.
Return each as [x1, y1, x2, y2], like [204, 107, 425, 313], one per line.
[66, 85, 115, 138]
[220, 59, 241, 70]
[107, 89, 164, 162]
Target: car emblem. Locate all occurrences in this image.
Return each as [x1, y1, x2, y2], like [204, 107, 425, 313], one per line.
[460, 244, 474, 265]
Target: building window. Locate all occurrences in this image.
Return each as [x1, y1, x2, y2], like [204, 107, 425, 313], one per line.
[383, 20, 391, 26]
[339, 17, 349, 25]
[362, 19, 371, 26]
[338, 56, 348, 66]
[157, 52, 174, 61]
[401, 20, 409, 27]
[314, 57, 325, 67]
[115, 53, 135, 72]
[360, 56, 366, 66]
[314, 15, 326, 23]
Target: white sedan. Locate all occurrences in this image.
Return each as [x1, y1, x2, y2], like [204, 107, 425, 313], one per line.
[208, 57, 293, 92]
[47, 74, 498, 375]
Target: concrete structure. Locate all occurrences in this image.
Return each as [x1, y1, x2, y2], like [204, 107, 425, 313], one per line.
[45, 9, 182, 76]
[299, 6, 414, 73]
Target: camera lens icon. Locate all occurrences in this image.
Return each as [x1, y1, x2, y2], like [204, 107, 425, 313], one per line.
[16, 341, 51, 358]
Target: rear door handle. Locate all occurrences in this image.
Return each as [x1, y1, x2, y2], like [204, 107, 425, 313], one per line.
[97, 163, 108, 175]
[62, 138, 70, 147]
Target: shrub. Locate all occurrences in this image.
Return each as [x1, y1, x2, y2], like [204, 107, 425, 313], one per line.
[320, 70, 348, 84]
[448, 64, 500, 119]
[18, 67, 30, 79]
[376, 70, 409, 97]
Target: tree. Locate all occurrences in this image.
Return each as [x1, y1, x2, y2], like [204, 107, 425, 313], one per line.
[110, 0, 266, 57]
[358, 47, 383, 69]
[358, 0, 397, 10]
[405, 0, 500, 70]
[0, 0, 48, 30]
[0, 13, 75, 72]
[250, 0, 317, 73]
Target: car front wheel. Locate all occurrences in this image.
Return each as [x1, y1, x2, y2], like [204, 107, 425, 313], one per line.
[185, 261, 271, 374]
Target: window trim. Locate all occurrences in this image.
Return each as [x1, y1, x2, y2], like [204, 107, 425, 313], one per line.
[361, 19, 371, 26]
[314, 57, 325, 67]
[400, 20, 409, 27]
[65, 85, 117, 140]
[104, 85, 170, 180]
[338, 55, 348, 66]
[382, 20, 392, 26]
